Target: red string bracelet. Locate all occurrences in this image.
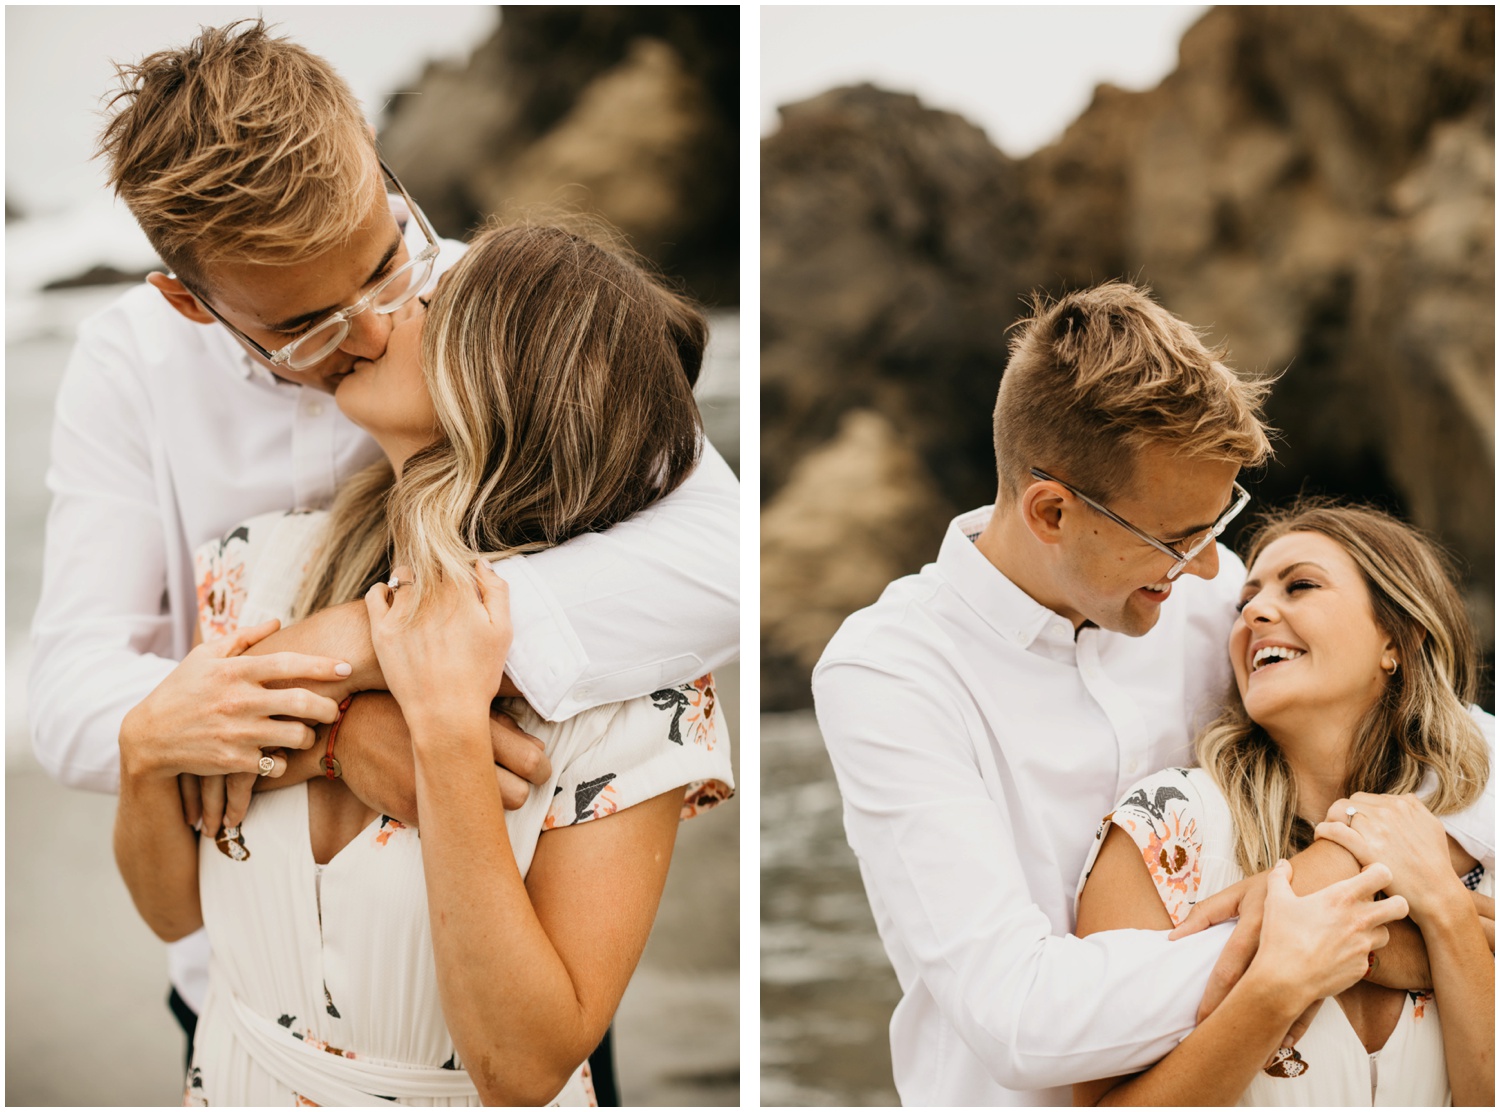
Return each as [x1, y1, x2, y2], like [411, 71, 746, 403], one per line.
[323, 694, 355, 779]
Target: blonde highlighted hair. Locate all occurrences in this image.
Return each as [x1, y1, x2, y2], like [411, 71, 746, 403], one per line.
[97, 18, 375, 291]
[293, 221, 705, 620]
[994, 281, 1274, 502]
[1197, 499, 1489, 875]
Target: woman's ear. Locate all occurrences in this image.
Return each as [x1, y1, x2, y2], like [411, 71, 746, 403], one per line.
[146, 272, 216, 326]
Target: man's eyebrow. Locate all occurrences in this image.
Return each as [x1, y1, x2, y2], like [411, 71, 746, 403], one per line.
[264, 232, 404, 332]
[1166, 491, 1240, 542]
[1241, 561, 1328, 591]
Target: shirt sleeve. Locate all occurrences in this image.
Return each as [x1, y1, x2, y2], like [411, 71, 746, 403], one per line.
[27, 314, 178, 793]
[492, 439, 739, 722]
[1436, 705, 1496, 871]
[814, 658, 1233, 1092]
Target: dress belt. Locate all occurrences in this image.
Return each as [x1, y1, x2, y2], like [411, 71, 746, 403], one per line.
[225, 989, 481, 1105]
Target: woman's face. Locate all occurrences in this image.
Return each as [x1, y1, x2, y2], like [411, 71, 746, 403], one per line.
[333, 294, 438, 471]
[1230, 530, 1395, 735]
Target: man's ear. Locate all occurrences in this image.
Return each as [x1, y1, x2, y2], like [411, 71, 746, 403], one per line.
[146, 272, 216, 326]
[1020, 479, 1069, 546]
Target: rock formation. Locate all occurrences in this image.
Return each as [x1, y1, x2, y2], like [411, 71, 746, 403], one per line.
[761, 6, 1494, 710]
[379, 5, 738, 305]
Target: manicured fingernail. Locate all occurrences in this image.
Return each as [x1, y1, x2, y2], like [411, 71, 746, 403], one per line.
[193, 818, 202, 833]
[335, 662, 352, 676]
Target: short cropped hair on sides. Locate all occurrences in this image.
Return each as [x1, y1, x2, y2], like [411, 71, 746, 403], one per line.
[992, 281, 1275, 505]
[97, 18, 376, 292]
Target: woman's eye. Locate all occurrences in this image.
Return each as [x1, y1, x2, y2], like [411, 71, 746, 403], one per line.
[1287, 579, 1317, 594]
[1235, 598, 1251, 613]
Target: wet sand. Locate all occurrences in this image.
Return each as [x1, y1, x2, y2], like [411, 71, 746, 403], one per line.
[761, 711, 900, 1106]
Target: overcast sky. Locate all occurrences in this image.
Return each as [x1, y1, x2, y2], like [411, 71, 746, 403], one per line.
[762, 5, 1209, 156]
[5, 5, 498, 216]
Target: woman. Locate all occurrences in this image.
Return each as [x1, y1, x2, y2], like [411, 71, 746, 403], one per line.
[1073, 501, 1492, 1106]
[114, 223, 734, 1106]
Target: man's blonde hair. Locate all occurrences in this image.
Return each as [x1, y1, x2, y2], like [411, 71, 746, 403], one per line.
[97, 18, 375, 291]
[993, 281, 1274, 502]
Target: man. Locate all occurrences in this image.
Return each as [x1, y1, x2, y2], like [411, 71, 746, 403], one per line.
[28, 21, 737, 1098]
[813, 281, 1492, 1105]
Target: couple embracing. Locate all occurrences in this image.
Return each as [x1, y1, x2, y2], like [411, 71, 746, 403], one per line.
[29, 20, 735, 1107]
[815, 281, 1493, 1105]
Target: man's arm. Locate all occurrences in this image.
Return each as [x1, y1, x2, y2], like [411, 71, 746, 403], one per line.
[29, 313, 184, 792]
[495, 440, 738, 721]
[814, 658, 1234, 1092]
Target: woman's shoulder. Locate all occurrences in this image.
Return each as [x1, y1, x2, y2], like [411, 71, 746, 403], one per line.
[1077, 766, 1238, 927]
[194, 509, 329, 636]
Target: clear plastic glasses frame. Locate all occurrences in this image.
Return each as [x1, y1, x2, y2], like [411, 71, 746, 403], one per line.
[1029, 467, 1251, 580]
[184, 159, 440, 370]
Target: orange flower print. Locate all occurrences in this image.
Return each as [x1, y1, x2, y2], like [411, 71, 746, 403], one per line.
[650, 674, 721, 749]
[374, 816, 406, 847]
[194, 525, 250, 638]
[1139, 808, 1200, 926]
[1410, 990, 1432, 1020]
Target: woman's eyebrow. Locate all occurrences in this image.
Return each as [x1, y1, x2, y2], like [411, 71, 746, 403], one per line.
[1277, 561, 1327, 580]
[1242, 560, 1329, 592]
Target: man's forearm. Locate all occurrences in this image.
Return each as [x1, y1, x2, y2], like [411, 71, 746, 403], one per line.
[1288, 838, 1430, 990]
[257, 692, 420, 825]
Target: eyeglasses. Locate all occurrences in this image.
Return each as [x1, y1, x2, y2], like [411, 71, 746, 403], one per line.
[182, 159, 440, 371]
[1029, 467, 1251, 581]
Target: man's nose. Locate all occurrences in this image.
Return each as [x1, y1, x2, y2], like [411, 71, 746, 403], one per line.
[1183, 539, 1221, 582]
[337, 306, 394, 360]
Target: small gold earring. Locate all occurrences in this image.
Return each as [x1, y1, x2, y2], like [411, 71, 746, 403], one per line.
[1382, 658, 1399, 676]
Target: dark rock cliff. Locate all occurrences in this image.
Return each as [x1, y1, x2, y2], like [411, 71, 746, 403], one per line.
[379, 5, 738, 305]
[762, 6, 1494, 710]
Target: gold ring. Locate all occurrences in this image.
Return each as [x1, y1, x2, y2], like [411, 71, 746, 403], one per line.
[258, 754, 276, 777]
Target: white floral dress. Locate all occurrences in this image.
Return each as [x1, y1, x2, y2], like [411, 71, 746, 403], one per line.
[183, 510, 734, 1106]
[1078, 766, 1488, 1106]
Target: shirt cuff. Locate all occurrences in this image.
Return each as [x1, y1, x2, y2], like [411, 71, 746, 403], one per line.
[488, 553, 588, 721]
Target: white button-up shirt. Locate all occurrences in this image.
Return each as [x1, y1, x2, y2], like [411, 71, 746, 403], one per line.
[28, 217, 739, 1009]
[813, 506, 1493, 1106]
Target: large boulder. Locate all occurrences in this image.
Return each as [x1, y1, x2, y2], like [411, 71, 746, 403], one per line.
[379, 6, 737, 304]
[762, 5, 1494, 710]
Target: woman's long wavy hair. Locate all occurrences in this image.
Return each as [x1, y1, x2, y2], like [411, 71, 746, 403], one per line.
[1196, 500, 1489, 876]
[293, 221, 705, 620]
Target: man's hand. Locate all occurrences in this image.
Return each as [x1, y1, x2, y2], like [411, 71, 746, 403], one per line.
[1170, 872, 1268, 1024]
[121, 619, 349, 782]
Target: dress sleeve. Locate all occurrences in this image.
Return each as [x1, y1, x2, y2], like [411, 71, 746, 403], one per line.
[541, 674, 735, 830]
[1077, 767, 1208, 928]
[193, 510, 328, 636]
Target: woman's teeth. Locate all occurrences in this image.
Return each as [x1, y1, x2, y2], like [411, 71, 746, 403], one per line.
[1251, 646, 1305, 672]
[1141, 580, 1170, 594]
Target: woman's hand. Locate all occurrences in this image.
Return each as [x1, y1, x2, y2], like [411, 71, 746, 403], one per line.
[365, 562, 512, 738]
[1247, 859, 1409, 1007]
[1315, 792, 1473, 925]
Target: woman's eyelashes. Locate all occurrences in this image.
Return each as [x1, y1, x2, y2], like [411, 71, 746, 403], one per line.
[1235, 579, 1320, 613]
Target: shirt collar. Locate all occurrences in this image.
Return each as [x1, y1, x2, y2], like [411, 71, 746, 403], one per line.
[937, 506, 1079, 652]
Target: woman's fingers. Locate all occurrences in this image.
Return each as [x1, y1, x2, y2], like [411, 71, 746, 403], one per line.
[178, 774, 203, 830]
[1313, 819, 1370, 864]
[224, 771, 257, 829]
[213, 618, 282, 657]
[201, 774, 227, 838]
[245, 651, 354, 690]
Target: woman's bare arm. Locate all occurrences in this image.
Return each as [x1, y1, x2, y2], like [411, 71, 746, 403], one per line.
[413, 717, 680, 1105]
[1073, 826, 1404, 1106]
